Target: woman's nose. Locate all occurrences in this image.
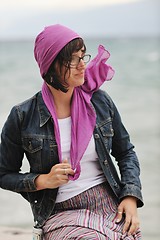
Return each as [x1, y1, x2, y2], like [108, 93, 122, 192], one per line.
[77, 59, 85, 69]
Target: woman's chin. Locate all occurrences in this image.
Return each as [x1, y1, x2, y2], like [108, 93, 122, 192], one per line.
[74, 78, 85, 87]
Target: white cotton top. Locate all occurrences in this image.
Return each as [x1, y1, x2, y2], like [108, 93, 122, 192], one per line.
[55, 117, 106, 203]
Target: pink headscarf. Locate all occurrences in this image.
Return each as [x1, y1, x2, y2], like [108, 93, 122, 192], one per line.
[34, 24, 80, 78]
[34, 24, 115, 180]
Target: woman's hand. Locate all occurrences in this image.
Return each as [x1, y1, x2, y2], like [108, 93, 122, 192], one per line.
[116, 196, 140, 236]
[35, 159, 75, 190]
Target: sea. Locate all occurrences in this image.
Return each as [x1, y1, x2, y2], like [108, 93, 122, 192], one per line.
[0, 37, 160, 239]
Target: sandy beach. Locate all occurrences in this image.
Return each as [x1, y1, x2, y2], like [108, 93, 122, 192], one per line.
[0, 227, 32, 240]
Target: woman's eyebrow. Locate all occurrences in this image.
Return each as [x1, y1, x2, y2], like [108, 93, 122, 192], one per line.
[72, 49, 86, 56]
[81, 48, 85, 53]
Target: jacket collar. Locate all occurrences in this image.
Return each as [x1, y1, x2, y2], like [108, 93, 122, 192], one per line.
[37, 92, 52, 127]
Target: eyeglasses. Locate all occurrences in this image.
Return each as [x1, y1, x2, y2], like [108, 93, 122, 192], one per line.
[69, 54, 91, 68]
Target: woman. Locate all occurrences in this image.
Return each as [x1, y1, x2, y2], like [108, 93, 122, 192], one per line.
[0, 24, 143, 239]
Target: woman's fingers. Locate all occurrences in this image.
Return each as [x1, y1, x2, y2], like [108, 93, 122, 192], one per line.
[116, 211, 139, 235]
[35, 160, 75, 190]
[127, 216, 140, 236]
[116, 196, 140, 236]
[123, 214, 131, 234]
[61, 159, 75, 176]
[61, 167, 74, 176]
[116, 209, 124, 223]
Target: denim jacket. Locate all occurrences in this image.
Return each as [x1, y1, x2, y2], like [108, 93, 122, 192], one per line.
[0, 89, 143, 227]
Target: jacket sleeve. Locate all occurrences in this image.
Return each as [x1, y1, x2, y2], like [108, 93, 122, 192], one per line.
[0, 106, 39, 192]
[110, 96, 143, 207]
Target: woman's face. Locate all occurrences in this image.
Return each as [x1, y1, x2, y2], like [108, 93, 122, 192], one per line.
[66, 48, 86, 88]
[59, 47, 87, 89]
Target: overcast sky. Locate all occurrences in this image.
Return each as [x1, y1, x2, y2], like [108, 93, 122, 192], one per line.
[0, 0, 159, 39]
[0, 0, 140, 9]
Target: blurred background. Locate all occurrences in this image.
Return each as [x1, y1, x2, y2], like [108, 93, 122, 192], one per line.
[0, 0, 160, 239]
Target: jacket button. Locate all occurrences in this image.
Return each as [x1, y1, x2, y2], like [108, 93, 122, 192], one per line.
[114, 184, 119, 188]
[103, 159, 108, 165]
[94, 134, 99, 139]
[28, 141, 32, 150]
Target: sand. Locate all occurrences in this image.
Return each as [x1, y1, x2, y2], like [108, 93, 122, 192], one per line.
[0, 226, 32, 240]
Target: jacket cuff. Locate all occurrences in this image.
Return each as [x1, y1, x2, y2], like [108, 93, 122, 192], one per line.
[23, 173, 40, 191]
[119, 184, 144, 208]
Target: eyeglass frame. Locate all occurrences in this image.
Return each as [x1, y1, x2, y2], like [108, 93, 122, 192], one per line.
[67, 54, 91, 68]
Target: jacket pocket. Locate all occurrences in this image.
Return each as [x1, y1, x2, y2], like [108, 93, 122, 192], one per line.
[22, 138, 43, 153]
[99, 119, 114, 150]
[22, 137, 43, 172]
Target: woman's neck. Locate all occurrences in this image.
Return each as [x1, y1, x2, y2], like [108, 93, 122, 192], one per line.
[48, 86, 74, 119]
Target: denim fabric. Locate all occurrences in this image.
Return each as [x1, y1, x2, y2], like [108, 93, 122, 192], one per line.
[0, 89, 143, 227]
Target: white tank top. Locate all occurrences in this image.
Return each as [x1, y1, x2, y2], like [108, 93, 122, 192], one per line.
[55, 117, 106, 203]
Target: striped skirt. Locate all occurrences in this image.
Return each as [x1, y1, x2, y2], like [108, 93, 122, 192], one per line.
[43, 182, 141, 239]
